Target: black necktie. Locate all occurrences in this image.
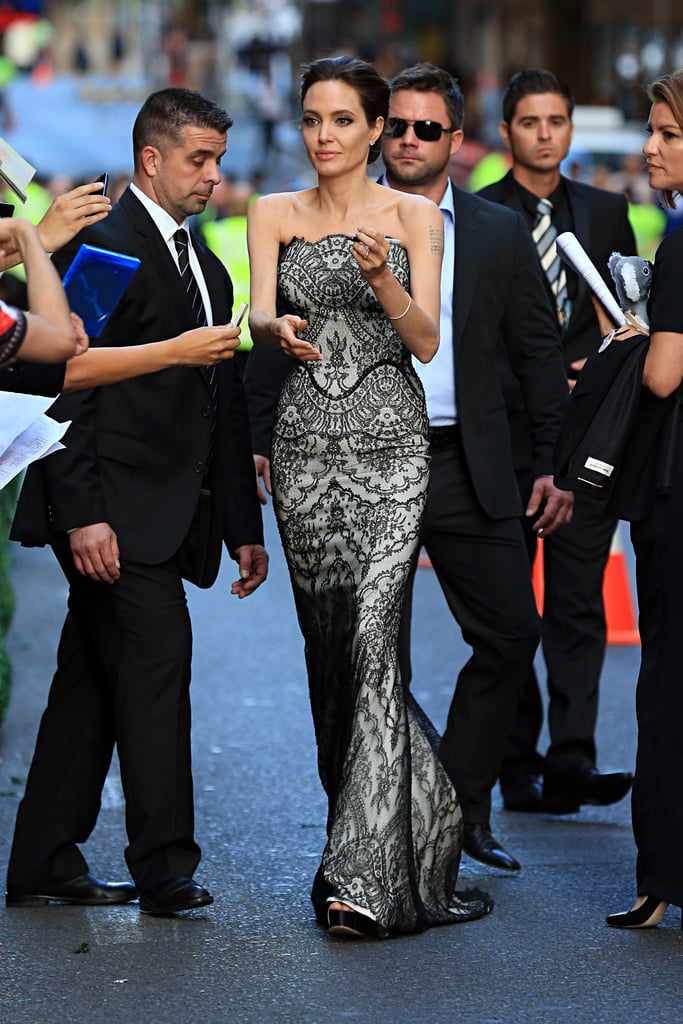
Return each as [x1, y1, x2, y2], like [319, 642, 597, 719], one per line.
[173, 227, 217, 456]
[532, 198, 569, 328]
[174, 227, 208, 327]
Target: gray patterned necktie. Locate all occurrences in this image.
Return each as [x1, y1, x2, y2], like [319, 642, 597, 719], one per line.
[532, 198, 569, 328]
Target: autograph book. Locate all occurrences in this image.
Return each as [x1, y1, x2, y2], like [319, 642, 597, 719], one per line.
[0, 135, 36, 203]
[61, 243, 141, 337]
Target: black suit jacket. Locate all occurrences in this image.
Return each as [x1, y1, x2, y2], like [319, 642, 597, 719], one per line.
[11, 188, 263, 574]
[478, 171, 636, 472]
[245, 184, 567, 521]
[0, 361, 65, 395]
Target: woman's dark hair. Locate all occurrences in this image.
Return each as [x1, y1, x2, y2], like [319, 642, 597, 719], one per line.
[647, 69, 683, 210]
[300, 56, 389, 164]
[390, 63, 465, 132]
[133, 87, 233, 167]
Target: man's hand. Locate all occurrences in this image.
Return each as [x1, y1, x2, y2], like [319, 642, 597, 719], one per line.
[526, 476, 573, 537]
[230, 543, 268, 598]
[568, 356, 586, 393]
[253, 454, 271, 505]
[69, 522, 121, 582]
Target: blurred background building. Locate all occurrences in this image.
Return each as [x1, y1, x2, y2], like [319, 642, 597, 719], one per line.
[10, 1, 683, 117]
[0, 0, 680, 247]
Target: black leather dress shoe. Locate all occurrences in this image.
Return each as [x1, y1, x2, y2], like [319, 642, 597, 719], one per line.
[6, 873, 137, 907]
[544, 767, 633, 811]
[138, 875, 213, 915]
[463, 823, 521, 871]
[502, 774, 544, 812]
[502, 775, 584, 815]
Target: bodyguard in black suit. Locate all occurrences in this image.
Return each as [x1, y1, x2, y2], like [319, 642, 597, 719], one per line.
[479, 69, 635, 813]
[383, 65, 573, 871]
[5, 88, 268, 914]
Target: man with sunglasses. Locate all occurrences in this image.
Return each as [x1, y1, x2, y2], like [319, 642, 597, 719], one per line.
[478, 69, 635, 816]
[382, 63, 572, 871]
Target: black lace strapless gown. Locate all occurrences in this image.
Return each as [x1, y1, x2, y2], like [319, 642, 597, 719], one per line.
[271, 235, 491, 935]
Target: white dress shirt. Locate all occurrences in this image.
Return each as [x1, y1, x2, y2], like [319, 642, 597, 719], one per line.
[129, 182, 214, 325]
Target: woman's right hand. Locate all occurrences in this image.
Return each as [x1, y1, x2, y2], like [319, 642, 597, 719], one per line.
[273, 313, 320, 360]
[170, 324, 241, 365]
[38, 182, 111, 253]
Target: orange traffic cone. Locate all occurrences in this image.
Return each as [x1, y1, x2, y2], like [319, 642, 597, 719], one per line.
[602, 524, 640, 644]
[532, 523, 639, 645]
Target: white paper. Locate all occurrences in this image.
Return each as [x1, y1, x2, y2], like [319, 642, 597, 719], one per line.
[556, 231, 626, 327]
[0, 390, 69, 488]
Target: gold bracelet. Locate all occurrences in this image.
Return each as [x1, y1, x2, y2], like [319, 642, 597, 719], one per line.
[387, 296, 412, 320]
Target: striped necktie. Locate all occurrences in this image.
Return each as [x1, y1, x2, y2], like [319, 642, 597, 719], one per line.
[532, 198, 569, 328]
[174, 227, 208, 328]
[174, 228, 217, 458]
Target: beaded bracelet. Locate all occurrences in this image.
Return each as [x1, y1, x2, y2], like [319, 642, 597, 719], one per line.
[387, 296, 412, 321]
[0, 308, 26, 366]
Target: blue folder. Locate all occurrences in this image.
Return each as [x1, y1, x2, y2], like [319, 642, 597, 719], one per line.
[61, 243, 141, 337]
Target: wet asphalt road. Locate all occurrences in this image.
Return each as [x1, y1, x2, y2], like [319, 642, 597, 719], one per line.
[0, 509, 682, 1024]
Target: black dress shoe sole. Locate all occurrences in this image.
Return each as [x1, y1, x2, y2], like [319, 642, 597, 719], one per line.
[6, 891, 138, 908]
[505, 795, 581, 814]
[139, 892, 214, 915]
[543, 779, 632, 811]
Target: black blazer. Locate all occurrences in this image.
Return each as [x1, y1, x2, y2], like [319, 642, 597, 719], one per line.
[479, 171, 636, 367]
[244, 185, 567, 521]
[447, 186, 567, 517]
[11, 188, 263, 572]
[0, 361, 65, 395]
[478, 171, 636, 473]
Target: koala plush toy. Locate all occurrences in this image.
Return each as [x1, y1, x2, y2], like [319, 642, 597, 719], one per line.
[607, 251, 653, 330]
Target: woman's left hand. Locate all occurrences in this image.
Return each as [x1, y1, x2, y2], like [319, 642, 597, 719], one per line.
[352, 227, 391, 279]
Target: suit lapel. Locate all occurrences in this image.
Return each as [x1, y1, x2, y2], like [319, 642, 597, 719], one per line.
[120, 190, 216, 396]
[565, 180, 591, 310]
[120, 189, 196, 328]
[191, 230, 226, 395]
[451, 186, 486, 351]
[497, 171, 526, 216]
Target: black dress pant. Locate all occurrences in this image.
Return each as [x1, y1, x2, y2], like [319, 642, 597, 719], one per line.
[630, 448, 683, 908]
[399, 432, 540, 825]
[501, 478, 617, 787]
[7, 544, 200, 890]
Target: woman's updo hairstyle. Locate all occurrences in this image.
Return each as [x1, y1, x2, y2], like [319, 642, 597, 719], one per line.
[300, 55, 389, 164]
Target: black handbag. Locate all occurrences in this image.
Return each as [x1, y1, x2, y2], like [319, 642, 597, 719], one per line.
[554, 334, 650, 497]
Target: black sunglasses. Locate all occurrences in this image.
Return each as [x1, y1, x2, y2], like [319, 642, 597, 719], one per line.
[385, 117, 453, 142]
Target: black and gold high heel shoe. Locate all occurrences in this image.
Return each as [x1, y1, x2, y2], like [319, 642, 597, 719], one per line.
[606, 895, 677, 929]
[326, 902, 387, 940]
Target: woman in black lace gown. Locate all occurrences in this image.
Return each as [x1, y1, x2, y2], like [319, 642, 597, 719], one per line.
[248, 56, 492, 938]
